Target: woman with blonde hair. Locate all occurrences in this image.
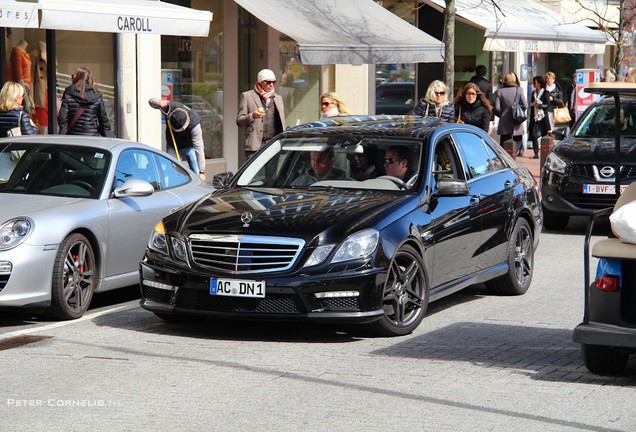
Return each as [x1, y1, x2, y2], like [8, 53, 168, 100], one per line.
[453, 82, 492, 131]
[0, 81, 39, 137]
[407, 80, 455, 122]
[494, 72, 527, 151]
[320, 92, 352, 118]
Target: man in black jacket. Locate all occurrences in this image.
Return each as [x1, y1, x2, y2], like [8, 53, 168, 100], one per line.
[149, 98, 206, 181]
[469, 65, 493, 105]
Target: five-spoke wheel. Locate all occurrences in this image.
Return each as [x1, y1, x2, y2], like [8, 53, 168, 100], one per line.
[486, 218, 534, 295]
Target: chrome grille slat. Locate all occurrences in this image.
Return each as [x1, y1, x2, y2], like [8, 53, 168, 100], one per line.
[189, 234, 305, 274]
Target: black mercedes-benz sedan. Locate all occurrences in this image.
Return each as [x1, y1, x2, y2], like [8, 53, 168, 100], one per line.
[542, 95, 636, 230]
[139, 116, 542, 336]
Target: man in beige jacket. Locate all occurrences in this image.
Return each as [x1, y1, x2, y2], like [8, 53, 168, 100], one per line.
[236, 69, 286, 160]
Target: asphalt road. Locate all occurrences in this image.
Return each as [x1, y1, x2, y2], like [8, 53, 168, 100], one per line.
[1, 217, 635, 431]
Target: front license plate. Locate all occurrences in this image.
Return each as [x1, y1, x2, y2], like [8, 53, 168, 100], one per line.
[583, 184, 628, 195]
[210, 278, 265, 298]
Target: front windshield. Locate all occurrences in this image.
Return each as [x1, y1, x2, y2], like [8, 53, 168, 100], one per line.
[236, 136, 423, 191]
[0, 142, 111, 198]
[574, 100, 636, 137]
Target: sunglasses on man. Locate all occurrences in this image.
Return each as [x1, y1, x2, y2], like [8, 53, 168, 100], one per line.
[384, 158, 405, 165]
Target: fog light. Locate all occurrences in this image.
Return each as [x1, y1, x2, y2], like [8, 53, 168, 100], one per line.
[143, 280, 174, 291]
[595, 274, 620, 292]
[315, 291, 359, 298]
[0, 261, 11, 274]
[546, 195, 554, 203]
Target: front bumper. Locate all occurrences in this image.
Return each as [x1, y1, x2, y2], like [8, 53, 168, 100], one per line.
[0, 244, 56, 309]
[573, 322, 636, 349]
[139, 257, 386, 324]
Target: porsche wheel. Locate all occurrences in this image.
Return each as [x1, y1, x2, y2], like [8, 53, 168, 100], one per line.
[48, 233, 96, 320]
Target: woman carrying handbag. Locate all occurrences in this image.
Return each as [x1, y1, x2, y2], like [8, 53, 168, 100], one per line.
[494, 72, 527, 153]
[0, 81, 39, 137]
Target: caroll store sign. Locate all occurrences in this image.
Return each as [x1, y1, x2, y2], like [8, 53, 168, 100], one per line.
[0, 4, 39, 28]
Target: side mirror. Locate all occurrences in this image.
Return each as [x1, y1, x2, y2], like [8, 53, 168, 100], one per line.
[212, 171, 233, 188]
[552, 126, 568, 141]
[114, 178, 154, 198]
[434, 178, 470, 196]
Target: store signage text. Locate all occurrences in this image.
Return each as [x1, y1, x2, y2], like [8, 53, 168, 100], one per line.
[117, 16, 152, 32]
[178, 38, 207, 53]
[0, 8, 31, 22]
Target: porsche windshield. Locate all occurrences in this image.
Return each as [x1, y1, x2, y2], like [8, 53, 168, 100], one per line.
[235, 136, 423, 191]
[574, 100, 636, 137]
[0, 142, 110, 198]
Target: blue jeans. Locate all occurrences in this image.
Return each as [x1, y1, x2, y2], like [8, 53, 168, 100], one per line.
[168, 146, 198, 173]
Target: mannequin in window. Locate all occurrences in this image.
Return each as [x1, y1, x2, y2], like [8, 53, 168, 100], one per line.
[7, 39, 34, 114]
[30, 41, 53, 134]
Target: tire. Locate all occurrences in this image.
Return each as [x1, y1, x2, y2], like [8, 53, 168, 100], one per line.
[47, 233, 96, 320]
[543, 207, 569, 230]
[582, 343, 629, 375]
[369, 245, 428, 336]
[485, 218, 533, 296]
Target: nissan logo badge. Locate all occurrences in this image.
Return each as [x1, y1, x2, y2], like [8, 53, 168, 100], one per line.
[241, 212, 253, 227]
[599, 166, 615, 178]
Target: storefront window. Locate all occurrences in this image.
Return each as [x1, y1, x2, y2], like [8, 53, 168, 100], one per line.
[4, 28, 114, 135]
[161, 0, 223, 159]
[279, 35, 320, 126]
[54, 31, 115, 134]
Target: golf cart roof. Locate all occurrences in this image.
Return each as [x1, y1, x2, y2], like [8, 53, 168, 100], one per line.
[586, 82, 636, 96]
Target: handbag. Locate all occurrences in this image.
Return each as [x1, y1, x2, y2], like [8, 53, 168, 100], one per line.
[7, 111, 23, 137]
[512, 88, 527, 124]
[554, 101, 572, 124]
[456, 105, 464, 124]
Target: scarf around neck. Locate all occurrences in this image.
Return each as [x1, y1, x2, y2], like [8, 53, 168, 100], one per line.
[255, 81, 275, 106]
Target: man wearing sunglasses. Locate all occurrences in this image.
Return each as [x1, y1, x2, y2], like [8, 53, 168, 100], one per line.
[383, 145, 416, 185]
[236, 68, 286, 160]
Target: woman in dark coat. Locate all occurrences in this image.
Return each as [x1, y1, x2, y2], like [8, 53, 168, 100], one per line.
[545, 71, 564, 132]
[494, 72, 527, 152]
[454, 82, 492, 132]
[0, 81, 39, 137]
[407, 80, 455, 123]
[528, 76, 551, 159]
[58, 67, 113, 136]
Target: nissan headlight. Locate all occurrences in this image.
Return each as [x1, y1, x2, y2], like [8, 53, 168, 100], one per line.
[545, 153, 567, 174]
[332, 229, 379, 264]
[148, 221, 168, 256]
[0, 218, 32, 251]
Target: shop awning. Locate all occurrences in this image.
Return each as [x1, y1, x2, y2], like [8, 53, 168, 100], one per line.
[426, 0, 609, 54]
[37, 0, 212, 37]
[233, 0, 444, 65]
[0, 0, 39, 28]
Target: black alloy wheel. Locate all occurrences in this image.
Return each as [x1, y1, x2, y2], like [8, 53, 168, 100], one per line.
[48, 233, 96, 320]
[486, 218, 533, 295]
[371, 244, 428, 336]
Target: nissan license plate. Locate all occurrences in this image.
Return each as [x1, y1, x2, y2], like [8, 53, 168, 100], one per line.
[583, 184, 628, 195]
[210, 278, 265, 298]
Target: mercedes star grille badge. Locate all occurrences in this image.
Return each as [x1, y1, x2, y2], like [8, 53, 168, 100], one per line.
[241, 212, 253, 227]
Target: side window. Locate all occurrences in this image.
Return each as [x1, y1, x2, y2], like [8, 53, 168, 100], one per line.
[114, 149, 161, 190]
[154, 153, 190, 189]
[453, 132, 498, 179]
[432, 137, 461, 182]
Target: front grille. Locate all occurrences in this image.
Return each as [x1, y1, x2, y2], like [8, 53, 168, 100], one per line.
[571, 164, 636, 181]
[319, 297, 360, 311]
[571, 165, 595, 180]
[142, 286, 172, 303]
[189, 234, 304, 274]
[0, 274, 9, 293]
[176, 288, 303, 314]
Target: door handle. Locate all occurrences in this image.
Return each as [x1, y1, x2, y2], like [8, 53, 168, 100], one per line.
[504, 180, 512, 189]
[470, 195, 480, 203]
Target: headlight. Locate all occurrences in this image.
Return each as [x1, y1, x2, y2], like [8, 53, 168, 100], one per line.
[171, 237, 188, 262]
[148, 221, 168, 256]
[304, 244, 335, 267]
[545, 153, 567, 174]
[331, 229, 379, 264]
[0, 218, 32, 251]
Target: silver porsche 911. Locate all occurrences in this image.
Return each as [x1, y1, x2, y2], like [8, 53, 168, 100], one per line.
[0, 136, 213, 319]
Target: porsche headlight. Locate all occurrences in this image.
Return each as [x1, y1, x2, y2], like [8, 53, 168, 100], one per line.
[148, 221, 168, 256]
[545, 153, 567, 174]
[331, 229, 379, 264]
[0, 218, 32, 251]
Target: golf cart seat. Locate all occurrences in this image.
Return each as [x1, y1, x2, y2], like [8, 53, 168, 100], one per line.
[592, 182, 636, 260]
